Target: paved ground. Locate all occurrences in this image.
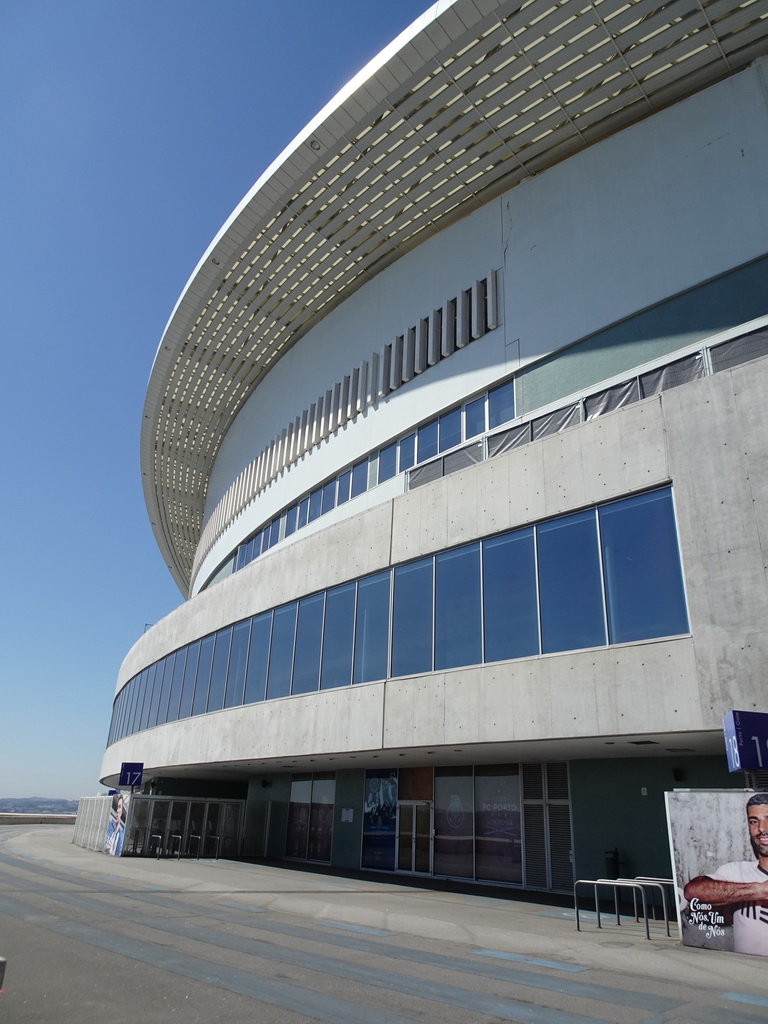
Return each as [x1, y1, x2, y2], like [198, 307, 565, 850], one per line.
[0, 825, 766, 1023]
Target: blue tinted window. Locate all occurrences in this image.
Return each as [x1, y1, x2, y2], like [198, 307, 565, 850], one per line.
[266, 603, 297, 699]
[483, 528, 538, 661]
[269, 518, 281, 547]
[244, 612, 271, 704]
[207, 628, 231, 712]
[438, 407, 461, 452]
[488, 380, 515, 428]
[417, 420, 438, 463]
[166, 648, 187, 723]
[351, 459, 368, 498]
[148, 658, 168, 728]
[538, 510, 606, 653]
[465, 396, 486, 438]
[599, 488, 688, 643]
[308, 488, 322, 522]
[392, 558, 433, 677]
[337, 470, 352, 505]
[322, 479, 336, 514]
[297, 497, 309, 528]
[236, 544, 247, 570]
[399, 434, 415, 471]
[321, 582, 355, 689]
[284, 505, 298, 537]
[292, 593, 324, 694]
[192, 635, 214, 716]
[136, 667, 152, 731]
[224, 619, 250, 708]
[353, 571, 390, 684]
[178, 641, 199, 719]
[435, 544, 481, 669]
[379, 442, 397, 482]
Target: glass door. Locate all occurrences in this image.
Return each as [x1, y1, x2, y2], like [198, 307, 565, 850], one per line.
[396, 801, 433, 874]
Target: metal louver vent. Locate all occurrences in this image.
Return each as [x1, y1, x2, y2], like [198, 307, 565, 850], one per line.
[523, 803, 547, 889]
[522, 762, 544, 801]
[548, 804, 574, 892]
[546, 762, 570, 801]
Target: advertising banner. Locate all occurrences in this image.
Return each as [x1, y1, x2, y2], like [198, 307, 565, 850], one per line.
[666, 790, 768, 956]
[103, 792, 130, 856]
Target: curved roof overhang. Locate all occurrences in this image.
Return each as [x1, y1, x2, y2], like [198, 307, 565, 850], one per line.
[140, 0, 768, 593]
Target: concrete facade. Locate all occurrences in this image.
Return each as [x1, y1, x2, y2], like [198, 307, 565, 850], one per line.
[103, 1, 768, 890]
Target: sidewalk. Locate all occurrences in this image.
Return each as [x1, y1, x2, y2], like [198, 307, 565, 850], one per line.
[4, 824, 768, 1002]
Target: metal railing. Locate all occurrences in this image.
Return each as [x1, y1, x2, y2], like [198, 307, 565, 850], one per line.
[574, 876, 676, 939]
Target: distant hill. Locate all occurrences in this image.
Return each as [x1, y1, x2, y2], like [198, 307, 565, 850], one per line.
[0, 797, 80, 814]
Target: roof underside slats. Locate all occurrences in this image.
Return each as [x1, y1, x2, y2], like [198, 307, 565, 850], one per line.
[140, 0, 768, 593]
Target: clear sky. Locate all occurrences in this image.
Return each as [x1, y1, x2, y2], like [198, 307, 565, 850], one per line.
[0, 0, 430, 799]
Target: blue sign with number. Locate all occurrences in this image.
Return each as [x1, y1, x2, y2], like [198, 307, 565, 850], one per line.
[723, 710, 768, 772]
[119, 762, 144, 788]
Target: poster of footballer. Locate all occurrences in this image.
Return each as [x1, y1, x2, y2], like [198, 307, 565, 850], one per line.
[666, 789, 768, 956]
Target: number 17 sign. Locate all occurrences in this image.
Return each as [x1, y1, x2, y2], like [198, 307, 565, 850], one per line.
[723, 710, 768, 772]
[119, 762, 144, 788]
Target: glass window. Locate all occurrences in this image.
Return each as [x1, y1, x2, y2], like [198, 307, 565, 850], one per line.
[307, 773, 335, 862]
[178, 641, 200, 719]
[224, 619, 250, 708]
[434, 767, 474, 877]
[488, 379, 515, 428]
[474, 765, 522, 883]
[438, 407, 461, 452]
[417, 419, 438, 463]
[321, 582, 355, 689]
[378, 442, 397, 482]
[269, 518, 281, 547]
[244, 612, 271, 704]
[284, 505, 298, 537]
[321, 479, 336, 515]
[337, 469, 352, 505]
[465, 396, 486, 438]
[297, 497, 309, 529]
[148, 658, 168, 728]
[599, 488, 688, 643]
[361, 770, 397, 870]
[292, 593, 324, 695]
[353, 571, 390, 684]
[308, 488, 322, 522]
[286, 775, 312, 859]
[166, 648, 187, 724]
[537, 509, 606, 653]
[266, 603, 297, 699]
[483, 528, 539, 662]
[398, 433, 415, 472]
[206, 627, 232, 713]
[351, 459, 368, 498]
[392, 558, 433, 677]
[192, 635, 215, 716]
[435, 544, 481, 669]
[236, 544, 247, 571]
[157, 653, 176, 725]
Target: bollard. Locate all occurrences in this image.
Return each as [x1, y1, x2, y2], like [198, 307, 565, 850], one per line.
[0, 955, 6, 989]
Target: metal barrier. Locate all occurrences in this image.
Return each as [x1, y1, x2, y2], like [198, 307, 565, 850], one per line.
[169, 833, 182, 860]
[614, 878, 672, 937]
[204, 834, 220, 860]
[574, 878, 673, 940]
[188, 833, 202, 858]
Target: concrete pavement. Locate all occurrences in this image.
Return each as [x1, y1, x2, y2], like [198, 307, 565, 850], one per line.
[1, 824, 767, 1023]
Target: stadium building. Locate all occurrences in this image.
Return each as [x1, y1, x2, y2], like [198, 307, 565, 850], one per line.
[101, 0, 768, 889]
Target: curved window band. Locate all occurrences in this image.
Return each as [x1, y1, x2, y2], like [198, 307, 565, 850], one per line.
[107, 488, 688, 746]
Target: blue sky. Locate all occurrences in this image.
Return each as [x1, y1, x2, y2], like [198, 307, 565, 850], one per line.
[0, 0, 429, 799]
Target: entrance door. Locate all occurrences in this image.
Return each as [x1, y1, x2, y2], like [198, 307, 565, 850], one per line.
[396, 801, 433, 874]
